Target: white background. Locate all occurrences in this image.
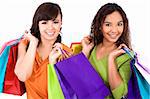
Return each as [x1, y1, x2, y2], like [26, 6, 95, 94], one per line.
[0, 0, 150, 98]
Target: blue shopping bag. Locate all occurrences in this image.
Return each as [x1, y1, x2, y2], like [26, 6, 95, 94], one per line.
[123, 48, 150, 99]
[0, 37, 21, 93]
[133, 64, 150, 98]
[0, 46, 11, 92]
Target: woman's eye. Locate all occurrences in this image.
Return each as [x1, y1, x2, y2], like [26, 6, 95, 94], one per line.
[41, 21, 47, 24]
[105, 23, 110, 26]
[118, 22, 123, 26]
[53, 21, 59, 24]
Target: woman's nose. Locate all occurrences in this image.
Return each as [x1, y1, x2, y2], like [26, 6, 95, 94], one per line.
[111, 26, 117, 32]
[47, 21, 54, 29]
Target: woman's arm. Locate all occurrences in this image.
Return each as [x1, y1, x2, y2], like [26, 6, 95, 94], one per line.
[108, 56, 123, 90]
[14, 32, 38, 82]
[108, 44, 130, 98]
[110, 58, 131, 98]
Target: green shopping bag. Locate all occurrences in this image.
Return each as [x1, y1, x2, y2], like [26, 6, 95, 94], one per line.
[48, 64, 64, 99]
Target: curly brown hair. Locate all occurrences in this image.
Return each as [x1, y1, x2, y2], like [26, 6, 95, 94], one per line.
[91, 3, 131, 49]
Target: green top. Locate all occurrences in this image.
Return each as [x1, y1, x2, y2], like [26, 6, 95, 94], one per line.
[89, 46, 132, 99]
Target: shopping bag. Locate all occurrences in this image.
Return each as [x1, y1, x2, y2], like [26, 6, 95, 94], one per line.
[0, 45, 11, 92]
[0, 37, 22, 55]
[123, 48, 150, 99]
[70, 42, 82, 55]
[135, 57, 150, 85]
[48, 64, 64, 99]
[55, 52, 111, 99]
[55, 45, 76, 99]
[133, 62, 150, 98]
[0, 36, 26, 95]
[3, 43, 26, 95]
[127, 59, 142, 99]
[55, 66, 76, 99]
[48, 43, 73, 99]
[0, 39, 18, 55]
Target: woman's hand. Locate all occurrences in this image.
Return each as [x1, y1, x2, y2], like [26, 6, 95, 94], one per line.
[108, 44, 128, 60]
[81, 35, 94, 57]
[23, 30, 39, 46]
[49, 43, 63, 64]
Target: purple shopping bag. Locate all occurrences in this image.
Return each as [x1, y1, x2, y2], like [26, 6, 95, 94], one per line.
[127, 59, 141, 99]
[122, 48, 142, 99]
[55, 52, 111, 99]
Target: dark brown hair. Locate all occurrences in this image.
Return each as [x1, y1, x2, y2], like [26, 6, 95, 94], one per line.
[91, 3, 131, 49]
[30, 2, 62, 45]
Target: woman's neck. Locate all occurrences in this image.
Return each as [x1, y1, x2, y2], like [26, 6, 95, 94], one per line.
[37, 38, 55, 54]
[39, 38, 56, 49]
[97, 41, 117, 53]
[37, 41, 54, 60]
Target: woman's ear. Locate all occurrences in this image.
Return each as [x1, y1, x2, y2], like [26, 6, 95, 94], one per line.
[99, 27, 101, 30]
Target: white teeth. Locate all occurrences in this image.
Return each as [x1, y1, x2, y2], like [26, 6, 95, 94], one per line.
[47, 32, 53, 35]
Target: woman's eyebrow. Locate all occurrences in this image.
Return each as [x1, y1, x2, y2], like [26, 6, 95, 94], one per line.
[103, 21, 111, 23]
[118, 20, 123, 23]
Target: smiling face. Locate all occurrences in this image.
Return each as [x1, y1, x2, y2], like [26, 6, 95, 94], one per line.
[38, 13, 62, 41]
[101, 11, 124, 44]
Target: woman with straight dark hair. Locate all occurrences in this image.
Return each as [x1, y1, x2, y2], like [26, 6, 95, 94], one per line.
[82, 3, 132, 98]
[15, 2, 63, 98]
